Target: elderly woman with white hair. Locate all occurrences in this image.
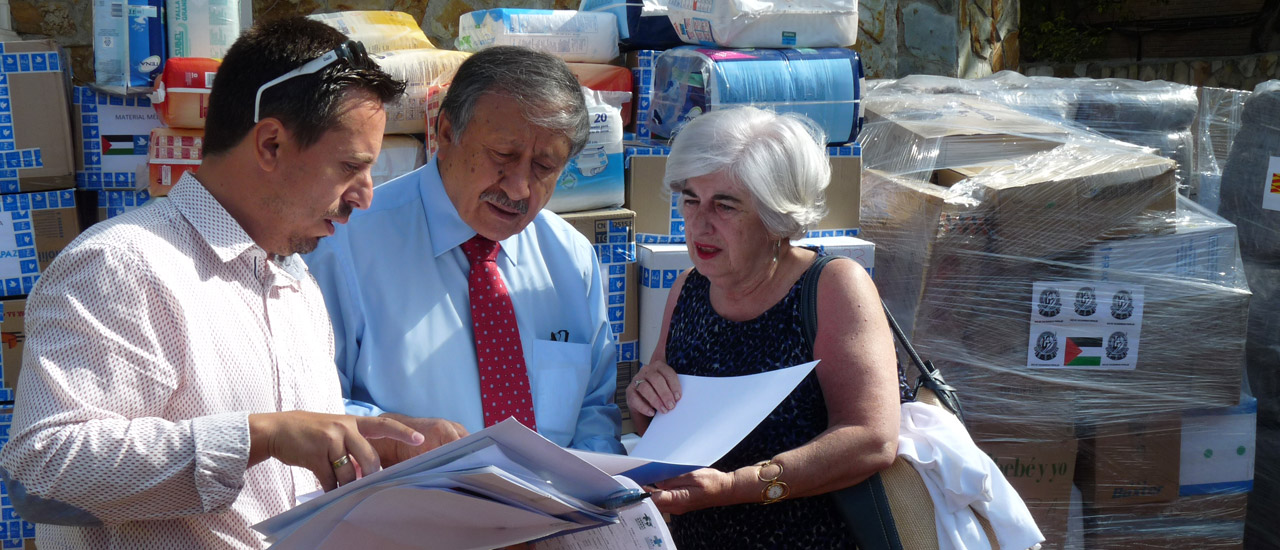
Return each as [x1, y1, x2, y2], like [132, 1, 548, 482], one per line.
[626, 106, 903, 549]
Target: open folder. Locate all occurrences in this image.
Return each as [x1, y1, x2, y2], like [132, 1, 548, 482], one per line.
[252, 361, 818, 549]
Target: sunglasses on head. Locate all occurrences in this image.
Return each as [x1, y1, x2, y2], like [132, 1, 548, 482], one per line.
[253, 40, 369, 123]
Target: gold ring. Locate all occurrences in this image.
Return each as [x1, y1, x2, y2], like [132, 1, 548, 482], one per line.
[331, 454, 352, 470]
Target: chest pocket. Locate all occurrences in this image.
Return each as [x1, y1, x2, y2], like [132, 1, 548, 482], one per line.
[526, 339, 591, 446]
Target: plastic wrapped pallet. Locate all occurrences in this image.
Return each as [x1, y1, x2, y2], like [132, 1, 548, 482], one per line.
[1219, 80, 1280, 260]
[664, 0, 857, 48]
[456, 9, 619, 63]
[649, 46, 864, 144]
[868, 73, 1199, 191]
[1068, 79, 1198, 192]
[579, 0, 684, 50]
[1243, 259, 1280, 424]
[1077, 398, 1254, 549]
[308, 11, 435, 53]
[861, 93, 1072, 178]
[860, 154, 1245, 426]
[1192, 87, 1250, 212]
[166, 0, 242, 58]
[370, 48, 470, 135]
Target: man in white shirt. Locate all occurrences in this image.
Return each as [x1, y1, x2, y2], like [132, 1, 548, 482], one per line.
[306, 46, 624, 463]
[0, 17, 426, 550]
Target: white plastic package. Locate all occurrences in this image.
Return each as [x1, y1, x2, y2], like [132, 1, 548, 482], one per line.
[371, 48, 471, 135]
[456, 9, 619, 64]
[546, 87, 630, 213]
[666, 0, 858, 48]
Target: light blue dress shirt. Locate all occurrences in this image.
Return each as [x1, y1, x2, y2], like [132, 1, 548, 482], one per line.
[305, 158, 623, 453]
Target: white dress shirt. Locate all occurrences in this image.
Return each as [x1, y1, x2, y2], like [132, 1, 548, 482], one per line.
[305, 158, 623, 453]
[0, 173, 344, 549]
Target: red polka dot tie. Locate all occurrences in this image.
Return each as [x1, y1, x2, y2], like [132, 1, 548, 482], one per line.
[461, 235, 536, 430]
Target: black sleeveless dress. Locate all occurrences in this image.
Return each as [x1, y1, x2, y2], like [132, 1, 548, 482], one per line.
[663, 265, 855, 549]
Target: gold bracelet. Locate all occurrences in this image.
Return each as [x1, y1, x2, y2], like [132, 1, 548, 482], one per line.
[757, 459, 790, 504]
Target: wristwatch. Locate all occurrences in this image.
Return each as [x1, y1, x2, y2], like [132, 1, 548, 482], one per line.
[758, 459, 790, 504]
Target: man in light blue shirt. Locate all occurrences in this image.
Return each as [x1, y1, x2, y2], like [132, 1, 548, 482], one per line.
[305, 46, 623, 462]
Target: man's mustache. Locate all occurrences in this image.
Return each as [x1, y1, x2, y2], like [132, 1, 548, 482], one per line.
[324, 202, 354, 220]
[479, 191, 529, 215]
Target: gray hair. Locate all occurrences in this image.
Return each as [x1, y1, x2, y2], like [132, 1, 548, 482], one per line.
[664, 107, 831, 240]
[439, 46, 590, 157]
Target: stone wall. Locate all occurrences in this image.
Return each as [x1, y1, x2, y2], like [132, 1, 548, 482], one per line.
[1023, 54, 1280, 91]
[8, 0, 1012, 85]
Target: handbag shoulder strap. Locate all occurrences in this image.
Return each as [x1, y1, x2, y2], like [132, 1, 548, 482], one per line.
[797, 254, 966, 423]
[799, 254, 840, 349]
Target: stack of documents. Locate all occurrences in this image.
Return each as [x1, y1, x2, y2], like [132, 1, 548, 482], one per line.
[253, 361, 819, 549]
[253, 419, 634, 549]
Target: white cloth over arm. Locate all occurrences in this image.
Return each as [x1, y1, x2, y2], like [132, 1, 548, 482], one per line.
[896, 402, 1044, 550]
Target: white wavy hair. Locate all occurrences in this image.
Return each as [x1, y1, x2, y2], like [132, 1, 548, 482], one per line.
[663, 106, 831, 240]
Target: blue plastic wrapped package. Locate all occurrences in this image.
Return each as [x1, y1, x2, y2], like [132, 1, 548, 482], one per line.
[649, 46, 863, 144]
[579, 0, 684, 50]
[93, 0, 166, 94]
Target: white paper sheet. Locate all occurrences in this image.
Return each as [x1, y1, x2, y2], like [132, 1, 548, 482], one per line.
[572, 361, 819, 484]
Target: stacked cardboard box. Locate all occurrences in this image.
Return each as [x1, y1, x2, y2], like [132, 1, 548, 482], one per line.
[560, 208, 639, 433]
[860, 89, 1253, 549]
[0, 38, 84, 549]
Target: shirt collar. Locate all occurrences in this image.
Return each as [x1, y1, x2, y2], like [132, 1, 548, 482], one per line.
[169, 172, 265, 265]
[420, 156, 523, 266]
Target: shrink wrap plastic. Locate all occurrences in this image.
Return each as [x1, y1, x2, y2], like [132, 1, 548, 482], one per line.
[869, 73, 1199, 190]
[859, 90, 1253, 548]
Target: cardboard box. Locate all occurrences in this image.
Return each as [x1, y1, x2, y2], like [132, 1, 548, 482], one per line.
[1084, 493, 1247, 550]
[616, 360, 639, 434]
[94, 189, 152, 222]
[624, 50, 658, 139]
[907, 245, 1248, 422]
[0, 41, 76, 194]
[1079, 398, 1256, 508]
[558, 208, 638, 360]
[930, 144, 1178, 258]
[637, 235, 874, 366]
[969, 420, 1077, 550]
[72, 86, 160, 191]
[1, 297, 24, 391]
[148, 127, 203, 196]
[0, 190, 85, 297]
[1084, 196, 1240, 287]
[864, 94, 1068, 169]
[625, 142, 861, 243]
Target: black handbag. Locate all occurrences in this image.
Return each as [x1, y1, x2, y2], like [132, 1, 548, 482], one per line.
[798, 254, 979, 550]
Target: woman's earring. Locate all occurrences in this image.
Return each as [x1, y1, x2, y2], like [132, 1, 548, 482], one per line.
[772, 239, 781, 263]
